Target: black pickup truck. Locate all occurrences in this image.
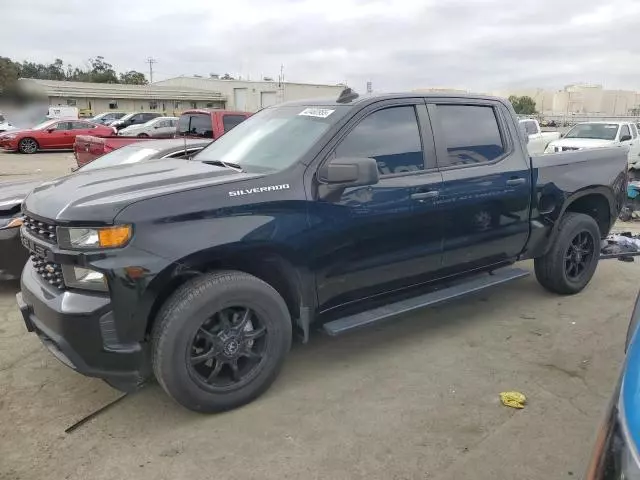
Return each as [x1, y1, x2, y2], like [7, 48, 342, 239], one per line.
[16, 90, 627, 412]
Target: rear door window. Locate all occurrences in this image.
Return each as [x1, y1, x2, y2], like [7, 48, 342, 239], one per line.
[222, 114, 248, 132]
[432, 104, 506, 167]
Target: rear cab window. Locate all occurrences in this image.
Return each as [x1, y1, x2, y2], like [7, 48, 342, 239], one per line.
[521, 120, 538, 136]
[432, 104, 506, 167]
[178, 113, 213, 138]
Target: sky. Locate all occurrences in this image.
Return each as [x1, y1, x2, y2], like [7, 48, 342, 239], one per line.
[2, 0, 640, 93]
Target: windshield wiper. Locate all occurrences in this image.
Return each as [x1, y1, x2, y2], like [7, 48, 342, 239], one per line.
[201, 159, 244, 173]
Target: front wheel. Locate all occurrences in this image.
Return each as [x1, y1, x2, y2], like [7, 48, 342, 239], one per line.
[534, 212, 600, 295]
[151, 271, 292, 412]
[137, 133, 149, 138]
[18, 138, 38, 154]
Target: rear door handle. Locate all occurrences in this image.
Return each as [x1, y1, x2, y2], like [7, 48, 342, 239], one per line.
[411, 191, 439, 200]
[506, 178, 526, 186]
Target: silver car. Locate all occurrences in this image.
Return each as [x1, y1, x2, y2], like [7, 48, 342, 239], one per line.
[118, 116, 178, 138]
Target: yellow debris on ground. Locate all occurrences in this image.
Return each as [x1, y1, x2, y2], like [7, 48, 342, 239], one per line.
[500, 391, 526, 409]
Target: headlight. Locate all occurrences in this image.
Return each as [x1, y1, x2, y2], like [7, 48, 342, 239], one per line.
[61, 265, 107, 291]
[544, 144, 555, 154]
[0, 216, 24, 229]
[57, 225, 132, 249]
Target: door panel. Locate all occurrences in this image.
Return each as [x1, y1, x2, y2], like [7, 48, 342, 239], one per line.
[42, 121, 70, 148]
[429, 102, 531, 274]
[308, 102, 444, 310]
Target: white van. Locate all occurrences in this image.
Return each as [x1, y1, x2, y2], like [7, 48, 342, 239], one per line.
[46, 106, 79, 120]
[0, 113, 15, 133]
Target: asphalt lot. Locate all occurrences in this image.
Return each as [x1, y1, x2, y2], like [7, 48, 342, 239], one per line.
[1, 150, 639, 480]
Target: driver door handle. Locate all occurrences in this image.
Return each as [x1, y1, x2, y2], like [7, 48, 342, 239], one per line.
[506, 177, 526, 186]
[411, 191, 439, 200]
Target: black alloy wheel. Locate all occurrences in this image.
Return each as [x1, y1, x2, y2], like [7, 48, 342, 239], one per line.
[188, 306, 268, 390]
[564, 231, 595, 281]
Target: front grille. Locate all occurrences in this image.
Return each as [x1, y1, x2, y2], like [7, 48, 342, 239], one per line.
[23, 216, 57, 244]
[31, 254, 65, 289]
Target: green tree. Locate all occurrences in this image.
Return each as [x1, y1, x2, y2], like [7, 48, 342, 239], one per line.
[119, 70, 148, 85]
[87, 56, 118, 83]
[0, 56, 20, 92]
[508, 95, 538, 115]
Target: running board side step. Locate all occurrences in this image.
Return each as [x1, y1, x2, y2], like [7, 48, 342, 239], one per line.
[323, 267, 530, 336]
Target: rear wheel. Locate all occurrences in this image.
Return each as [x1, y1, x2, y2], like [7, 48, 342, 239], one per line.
[151, 271, 292, 412]
[534, 212, 600, 294]
[18, 138, 38, 154]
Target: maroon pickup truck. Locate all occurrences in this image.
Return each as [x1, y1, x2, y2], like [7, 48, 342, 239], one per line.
[74, 109, 251, 168]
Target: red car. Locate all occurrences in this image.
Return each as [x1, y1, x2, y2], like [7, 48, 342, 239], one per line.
[0, 119, 115, 154]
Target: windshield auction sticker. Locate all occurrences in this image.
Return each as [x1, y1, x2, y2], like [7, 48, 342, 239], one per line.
[298, 108, 335, 118]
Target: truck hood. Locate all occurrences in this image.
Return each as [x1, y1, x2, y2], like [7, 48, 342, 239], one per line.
[23, 159, 263, 223]
[548, 138, 616, 149]
[0, 178, 42, 209]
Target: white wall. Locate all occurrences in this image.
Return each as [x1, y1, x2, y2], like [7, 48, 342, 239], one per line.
[153, 77, 344, 112]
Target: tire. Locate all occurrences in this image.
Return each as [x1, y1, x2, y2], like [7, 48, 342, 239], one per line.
[151, 270, 292, 413]
[534, 212, 600, 295]
[18, 137, 38, 154]
[137, 133, 149, 137]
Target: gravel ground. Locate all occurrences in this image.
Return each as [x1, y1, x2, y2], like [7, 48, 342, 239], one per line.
[0, 150, 638, 480]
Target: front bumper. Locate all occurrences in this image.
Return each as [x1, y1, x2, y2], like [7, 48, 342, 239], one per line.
[18, 263, 150, 391]
[0, 227, 29, 280]
[1, 140, 18, 151]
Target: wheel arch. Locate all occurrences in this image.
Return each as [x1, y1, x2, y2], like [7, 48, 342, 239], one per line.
[540, 186, 615, 257]
[141, 244, 314, 340]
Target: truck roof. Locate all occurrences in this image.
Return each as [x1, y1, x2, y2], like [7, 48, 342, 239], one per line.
[281, 92, 507, 108]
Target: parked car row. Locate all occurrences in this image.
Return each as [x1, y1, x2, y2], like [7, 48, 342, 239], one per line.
[0, 109, 252, 155]
[73, 109, 251, 167]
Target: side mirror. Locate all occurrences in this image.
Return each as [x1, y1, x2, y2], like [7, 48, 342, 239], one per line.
[46, 128, 55, 133]
[621, 135, 632, 142]
[318, 157, 379, 186]
[560, 133, 565, 138]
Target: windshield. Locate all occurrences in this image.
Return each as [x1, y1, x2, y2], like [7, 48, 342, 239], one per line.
[194, 105, 349, 171]
[31, 119, 57, 130]
[80, 145, 161, 171]
[565, 123, 620, 140]
[116, 113, 136, 123]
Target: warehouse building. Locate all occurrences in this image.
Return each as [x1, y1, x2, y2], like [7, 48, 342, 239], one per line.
[152, 76, 345, 111]
[18, 77, 346, 116]
[491, 84, 640, 116]
[18, 78, 225, 117]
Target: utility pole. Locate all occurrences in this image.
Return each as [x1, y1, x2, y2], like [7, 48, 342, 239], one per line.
[146, 57, 157, 83]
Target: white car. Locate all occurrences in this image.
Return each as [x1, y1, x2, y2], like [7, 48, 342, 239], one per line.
[118, 116, 178, 138]
[0, 113, 15, 133]
[519, 119, 560, 155]
[545, 121, 640, 168]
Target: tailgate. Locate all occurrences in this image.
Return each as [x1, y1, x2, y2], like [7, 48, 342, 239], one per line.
[74, 135, 108, 168]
